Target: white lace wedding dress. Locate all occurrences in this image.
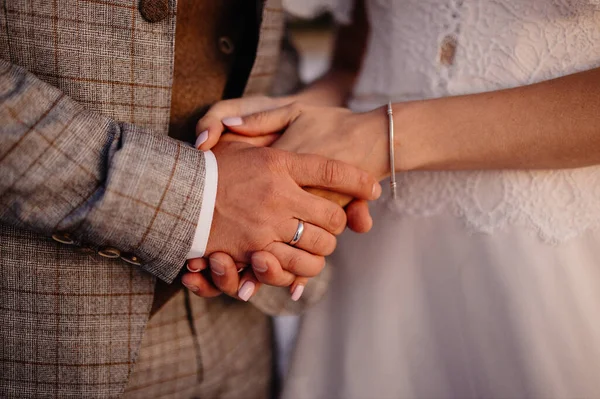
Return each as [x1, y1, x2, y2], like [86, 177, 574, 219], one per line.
[280, 0, 600, 398]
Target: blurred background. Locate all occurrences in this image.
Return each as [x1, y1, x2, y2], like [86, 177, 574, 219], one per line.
[288, 14, 335, 83]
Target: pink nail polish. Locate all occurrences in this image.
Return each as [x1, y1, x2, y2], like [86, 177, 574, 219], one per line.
[291, 285, 305, 302]
[222, 116, 243, 126]
[195, 130, 208, 149]
[238, 281, 255, 302]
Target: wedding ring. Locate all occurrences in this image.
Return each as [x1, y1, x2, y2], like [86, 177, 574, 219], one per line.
[289, 220, 305, 246]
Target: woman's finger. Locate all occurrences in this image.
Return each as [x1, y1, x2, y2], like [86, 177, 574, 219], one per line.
[195, 116, 224, 151]
[220, 132, 281, 147]
[237, 268, 262, 302]
[197, 96, 288, 151]
[223, 102, 303, 136]
[290, 277, 309, 302]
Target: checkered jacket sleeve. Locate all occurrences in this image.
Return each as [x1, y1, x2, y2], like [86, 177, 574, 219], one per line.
[0, 59, 206, 283]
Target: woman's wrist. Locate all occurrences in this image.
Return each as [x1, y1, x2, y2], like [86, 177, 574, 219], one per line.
[348, 108, 390, 180]
[354, 101, 439, 177]
[281, 70, 355, 108]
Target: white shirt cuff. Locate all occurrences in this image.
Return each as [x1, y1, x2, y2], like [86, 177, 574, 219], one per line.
[187, 150, 218, 259]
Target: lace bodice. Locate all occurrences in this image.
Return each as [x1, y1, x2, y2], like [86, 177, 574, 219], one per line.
[285, 0, 600, 243]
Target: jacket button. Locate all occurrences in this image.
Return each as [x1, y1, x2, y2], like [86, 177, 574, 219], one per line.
[121, 253, 143, 266]
[98, 247, 121, 259]
[139, 0, 169, 23]
[51, 232, 74, 245]
[218, 36, 235, 55]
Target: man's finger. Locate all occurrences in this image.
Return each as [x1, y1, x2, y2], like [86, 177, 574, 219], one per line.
[223, 103, 301, 136]
[260, 243, 325, 279]
[289, 154, 382, 201]
[346, 199, 373, 233]
[278, 219, 337, 256]
[288, 190, 347, 235]
[209, 252, 241, 297]
[250, 250, 296, 287]
[181, 272, 222, 298]
[186, 258, 208, 273]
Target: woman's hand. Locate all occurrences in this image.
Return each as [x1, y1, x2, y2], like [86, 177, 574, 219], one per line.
[226, 102, 390, 182]
[195, 95, 294, 151]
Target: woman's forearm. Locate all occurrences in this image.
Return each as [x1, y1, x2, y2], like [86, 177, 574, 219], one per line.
[287, 69, 357, 107]
[380, 67, 600, 172]
[285, 0, 368, 108]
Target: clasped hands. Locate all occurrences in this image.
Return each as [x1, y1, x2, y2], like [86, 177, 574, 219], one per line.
[182, 96, 389, 302]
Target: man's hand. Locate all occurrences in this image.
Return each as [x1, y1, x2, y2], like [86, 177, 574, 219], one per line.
[183, 141, 381, 301]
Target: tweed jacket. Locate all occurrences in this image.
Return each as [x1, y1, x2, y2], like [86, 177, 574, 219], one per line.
[0, 1, 329, 398]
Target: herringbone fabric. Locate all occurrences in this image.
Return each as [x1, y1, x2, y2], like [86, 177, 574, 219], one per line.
[0, 1, 319, 398]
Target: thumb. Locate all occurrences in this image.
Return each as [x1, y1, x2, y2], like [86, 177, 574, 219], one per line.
[223, 103, 302, 136]
[195, 116, 225, 151]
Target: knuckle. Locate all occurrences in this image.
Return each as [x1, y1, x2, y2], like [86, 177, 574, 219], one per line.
[309, 232, 324, 253]
[261, 148, 284, 170]
[285, 254, 303, 275]
[262, 179, 278, 199]
[212, 99, 230, 113]
[327, 206, 347, 233]
[310, 232, 337, 256]
[252, 110, 270, 126]
[359, 171, 373, 190]
[323, 159, 344, 186]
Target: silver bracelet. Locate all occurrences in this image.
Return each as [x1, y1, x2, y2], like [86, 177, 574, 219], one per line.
[387, 101, 397, 199]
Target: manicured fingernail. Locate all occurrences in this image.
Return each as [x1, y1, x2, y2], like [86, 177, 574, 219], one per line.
[182, 282, 199, 292]
[251, 256, 268, 273]
[291, 285, 305, 301]
[209, 257, 225, 276]
[222, 117, 243, 126]
[372, 182, 382, 199]
[195, 130, 208, 149]
[238, 281, 255, 302]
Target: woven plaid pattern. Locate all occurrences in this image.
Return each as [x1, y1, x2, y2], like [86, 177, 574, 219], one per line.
[244, 4, 285, 96]
[2, 0, 176, 132]
[123, 292, 272, 399]
[0, 0, 323, 398]
[0, 224, 156, 398]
